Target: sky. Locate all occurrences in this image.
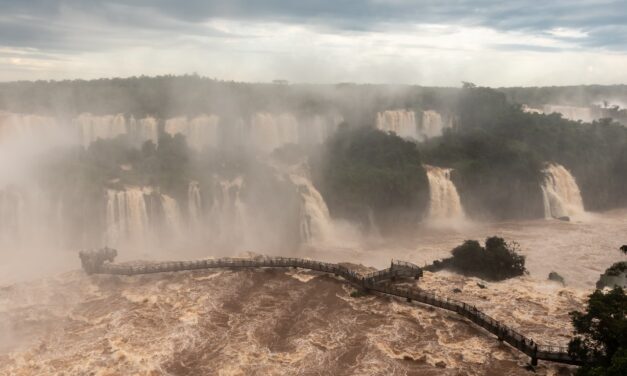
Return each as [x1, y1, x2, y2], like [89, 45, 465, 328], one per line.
[1, 0, 627, 86]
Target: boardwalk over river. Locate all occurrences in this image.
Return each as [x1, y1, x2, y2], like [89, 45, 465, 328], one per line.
[79, 248, 583, 367]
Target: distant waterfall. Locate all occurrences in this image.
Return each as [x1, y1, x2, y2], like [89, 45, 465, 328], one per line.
[425, 166, 465, 221]
[75, 114, 127, 147]
[164, 115, 220, 150]
[188, 181, 202, 223]
[210, 176, 249, 245]
[0, 188, 25, 245]
[0, 112, 62, 146]
[128, 116, 159, 146]
[0, 187, 65, 248]
[289, 174, 333, 243]
[299, 114, 343, 144]
[421, 110, 451, 139]
[250, 113, 299, 152]
[541, 163, 585, 219]
[106, 188, 151, 246]
[75, 113, 158, 147]
[376, 110, 451, 141]
[376, 110, 418, 139]
[160, 194, 183, 236]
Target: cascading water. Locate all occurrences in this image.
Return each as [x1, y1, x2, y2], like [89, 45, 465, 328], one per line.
[188, 181, 202, 223]
[376, 110, 452, 141]
[75, 113, 159, 147]
[421, 110, 451, 140]
[299, 114, 343, 144]
[105, 188, 150, 247]
[376, 110, 418, 139]
[289, 174, 333, 243]
[75, 114, 127, 147]
[425, 165, 465, 222]
[209, 176, 249, 246]
[0, 112, 61, 145]
[0, 188, 25, 246]
[250, 113, 299, 152]
[541, 163, 585, 219]
[164, 115, 220, 150]
[160, 194, 183, 236]
[128, 116, 159, 146]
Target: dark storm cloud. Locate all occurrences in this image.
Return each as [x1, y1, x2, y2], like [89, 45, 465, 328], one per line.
[1, 0, 626, 52]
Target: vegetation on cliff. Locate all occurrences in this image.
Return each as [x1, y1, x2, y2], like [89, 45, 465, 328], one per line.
[423, 85, 627, 218]
[315, 126, 430, 232]
[568, 287, 627, 376]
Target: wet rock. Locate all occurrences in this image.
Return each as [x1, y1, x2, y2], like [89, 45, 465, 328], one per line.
[477, 282, 487, 289]
[452, 288, 462, 293]
[548, 271, 565, 285]
[435, 361, 447, 368]
[596, 262, 627, 289]
[556, 216, 570, 222]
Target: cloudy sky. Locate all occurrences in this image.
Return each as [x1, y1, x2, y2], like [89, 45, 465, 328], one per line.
[1, 0, 627, 86]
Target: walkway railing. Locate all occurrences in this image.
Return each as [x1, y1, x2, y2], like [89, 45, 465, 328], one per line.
[78, 248, 581, 366]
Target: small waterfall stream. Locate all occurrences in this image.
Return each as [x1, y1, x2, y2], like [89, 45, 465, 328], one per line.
[541, 163, 585, 219]
[289, 174, 333, 244]
[425, 165, 465, 222]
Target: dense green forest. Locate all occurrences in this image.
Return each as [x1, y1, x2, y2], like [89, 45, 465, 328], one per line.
[314, 126, 429, 232]
[0, 75, 458, 124]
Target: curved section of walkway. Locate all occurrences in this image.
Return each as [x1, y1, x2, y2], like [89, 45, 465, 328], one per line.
[78, 248, 581, 366]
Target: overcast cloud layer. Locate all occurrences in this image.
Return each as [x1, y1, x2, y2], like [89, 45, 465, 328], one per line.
[1, 0, 627, 86]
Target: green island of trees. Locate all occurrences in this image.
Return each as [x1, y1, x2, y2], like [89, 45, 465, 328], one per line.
[426, 237, 527, 281]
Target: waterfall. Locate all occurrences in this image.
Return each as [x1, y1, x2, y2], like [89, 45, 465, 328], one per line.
[0, 188, 25, 246]
[376, 110, 451, 141]
[421, 110, 451, 140]
[425, 165, 465, 222]
[210, 176, 249, 245]
[105, 188, 150, 246]
[0, 112, 63, 147]
[164, 115, 220, 150]
[299, 114, 343, 144]
[75, 114, 127, 147]
[160, 194, 183, 236]
[541, 163, 585, 219]
[188, 181, 202, 223]
[376, 110, 418, 139]
[289, 174, 333, 243]
[129, 116, 159, 146]
[75, 113, 159, 147]
[250, 113, 299, 152]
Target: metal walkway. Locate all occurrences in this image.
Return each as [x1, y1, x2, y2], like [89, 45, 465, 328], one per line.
[79, 248, 581, 366]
